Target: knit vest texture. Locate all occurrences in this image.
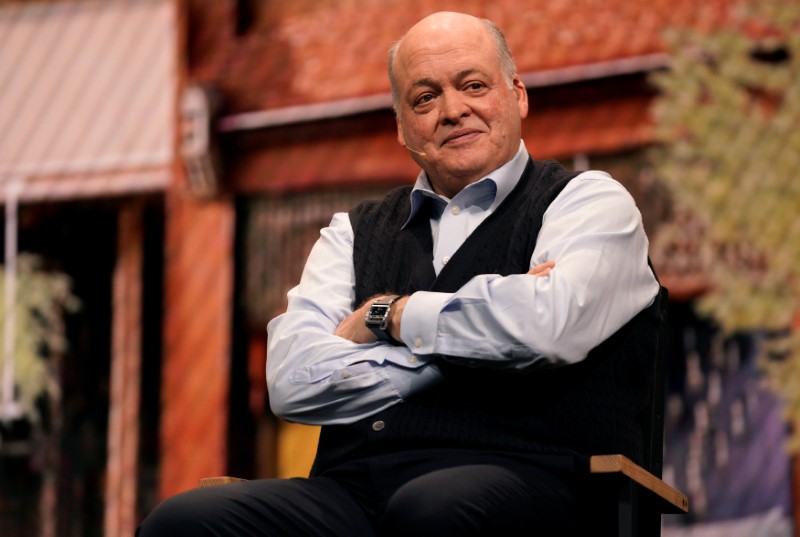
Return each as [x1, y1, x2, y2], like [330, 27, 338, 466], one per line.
[310, 157, 663, 475]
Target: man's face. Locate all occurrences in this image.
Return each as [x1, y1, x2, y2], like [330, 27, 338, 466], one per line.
[393, 15, 528, 198]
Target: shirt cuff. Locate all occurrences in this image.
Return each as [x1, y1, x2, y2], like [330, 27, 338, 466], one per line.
[399, 290, 450, 355]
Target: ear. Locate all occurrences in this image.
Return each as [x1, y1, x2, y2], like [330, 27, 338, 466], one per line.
[513, 75, 529, 119]
[396, 120, 407, 147]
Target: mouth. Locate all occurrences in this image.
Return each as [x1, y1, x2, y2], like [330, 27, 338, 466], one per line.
[442, 128, 482, 146]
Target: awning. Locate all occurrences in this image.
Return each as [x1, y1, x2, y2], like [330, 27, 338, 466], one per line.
[0, 0, 178, 202]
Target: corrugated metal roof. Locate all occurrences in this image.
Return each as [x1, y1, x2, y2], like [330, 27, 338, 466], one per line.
[0, 0, 178, 200]
[188, 0, 740, 113]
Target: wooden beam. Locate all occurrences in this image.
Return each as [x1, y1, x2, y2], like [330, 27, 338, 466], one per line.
[104, 201, 144, 537]
[159, 192, 234, 499]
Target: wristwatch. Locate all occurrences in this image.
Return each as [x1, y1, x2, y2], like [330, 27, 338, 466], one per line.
[364, 295, 401, 344]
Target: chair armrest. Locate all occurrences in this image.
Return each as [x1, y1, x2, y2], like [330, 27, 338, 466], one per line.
[199, 476, 249, 488]
[590, 454, 688, 514]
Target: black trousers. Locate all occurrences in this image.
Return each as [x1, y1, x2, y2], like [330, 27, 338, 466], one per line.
[137, 449, 580, 537]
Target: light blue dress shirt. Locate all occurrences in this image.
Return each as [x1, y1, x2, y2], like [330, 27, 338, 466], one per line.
[267, 141, 660, 425]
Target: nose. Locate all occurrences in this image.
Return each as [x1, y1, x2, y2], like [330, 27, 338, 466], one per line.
[439, 90, 470, 124]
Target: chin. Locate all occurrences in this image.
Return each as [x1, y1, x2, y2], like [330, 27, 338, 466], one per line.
[452, 158, 498, 178]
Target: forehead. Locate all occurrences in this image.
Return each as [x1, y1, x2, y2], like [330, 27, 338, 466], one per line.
[395, 23, 498, 86]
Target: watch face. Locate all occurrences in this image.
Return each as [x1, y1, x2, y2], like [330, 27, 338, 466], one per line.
[366, 304, 391, 330]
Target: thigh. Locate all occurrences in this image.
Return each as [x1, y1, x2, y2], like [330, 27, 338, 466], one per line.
[137, 477, 377, 537]
[379, 460, 577, 537]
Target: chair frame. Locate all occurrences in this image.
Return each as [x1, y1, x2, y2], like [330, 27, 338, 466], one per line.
[589, 288, 688, 536]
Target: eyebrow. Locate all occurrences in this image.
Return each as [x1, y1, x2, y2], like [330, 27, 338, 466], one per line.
[410, 69, 484, 91]
[454, 68, 482, 82]
[410, 77, 438, 90]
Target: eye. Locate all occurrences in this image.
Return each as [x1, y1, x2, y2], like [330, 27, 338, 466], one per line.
[412, 93, 437, 111]
[414, 93, 434, 106]
[464, 81, 486, 92]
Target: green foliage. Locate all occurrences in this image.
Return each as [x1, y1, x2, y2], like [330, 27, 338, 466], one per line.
[649, 0, 800, 447]
[0, 254, 79, 423]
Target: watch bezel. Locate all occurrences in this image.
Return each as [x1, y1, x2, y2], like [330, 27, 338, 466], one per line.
[364, 295, 400, 342]
[366, 303, 392, 330]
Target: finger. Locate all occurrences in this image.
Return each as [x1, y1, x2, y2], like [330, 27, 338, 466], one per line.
[335, 307, 378, 344]
[527, 260, 555, 276]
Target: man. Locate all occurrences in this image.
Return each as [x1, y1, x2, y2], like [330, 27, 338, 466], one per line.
[139, 11, 662, 536]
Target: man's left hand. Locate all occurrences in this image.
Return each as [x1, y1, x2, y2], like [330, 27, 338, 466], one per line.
[335, 295, 409, 344]
[334, 298, 378, 343]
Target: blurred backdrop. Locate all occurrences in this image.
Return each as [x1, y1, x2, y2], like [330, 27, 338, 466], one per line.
[0, 1, 797, 536]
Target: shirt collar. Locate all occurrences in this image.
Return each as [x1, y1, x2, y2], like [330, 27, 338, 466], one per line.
[403, 140, 530, 228]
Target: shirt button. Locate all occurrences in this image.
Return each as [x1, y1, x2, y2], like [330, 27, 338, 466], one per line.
[408, 355, 418, 363]
[372, 420, 385, 432]
[414, 338, 422, 348]
[451, 205, 461, 215]
[442, 256, 450, 265]
[340, 370, 351, 379]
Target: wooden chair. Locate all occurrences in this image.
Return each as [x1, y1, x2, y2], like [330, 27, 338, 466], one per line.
[589, 454, 687, 536]
[201, 289, 688, 535]
[585, 287, 688, 536]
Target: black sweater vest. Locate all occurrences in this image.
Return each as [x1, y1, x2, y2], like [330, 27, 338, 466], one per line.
[310, 158, 663, 475]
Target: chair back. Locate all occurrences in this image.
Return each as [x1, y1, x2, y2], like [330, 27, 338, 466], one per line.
[641, 286, 669, 478]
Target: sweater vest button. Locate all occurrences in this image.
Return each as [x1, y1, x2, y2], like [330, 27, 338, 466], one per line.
[371, 420, 385, 432]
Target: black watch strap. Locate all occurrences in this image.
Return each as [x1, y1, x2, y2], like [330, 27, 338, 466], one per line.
[364, 295, 401, 344]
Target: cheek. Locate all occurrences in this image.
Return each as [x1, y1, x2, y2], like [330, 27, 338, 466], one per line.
[480, 98, 512, 124]
[493, 102, 523, 136]
[404, 116, 436, 140]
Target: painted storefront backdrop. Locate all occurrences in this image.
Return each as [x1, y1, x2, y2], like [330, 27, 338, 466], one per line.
[663, 302, 793, 536]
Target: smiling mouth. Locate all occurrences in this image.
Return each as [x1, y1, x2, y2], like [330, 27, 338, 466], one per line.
[443, 129, 482, 146]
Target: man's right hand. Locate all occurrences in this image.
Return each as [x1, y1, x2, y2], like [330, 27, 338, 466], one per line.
[528, 260, 555, 277]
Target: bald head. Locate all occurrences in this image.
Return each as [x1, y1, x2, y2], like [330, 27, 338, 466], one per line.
[385, 11, 528, 197]
[388, 12, 516, 111]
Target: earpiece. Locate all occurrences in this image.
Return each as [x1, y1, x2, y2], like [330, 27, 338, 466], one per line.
[399, 130, 427, 157]
[404, 146, 427, 158]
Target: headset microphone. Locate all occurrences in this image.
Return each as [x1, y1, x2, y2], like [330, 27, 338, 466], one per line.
[404, 145, 427, 158]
